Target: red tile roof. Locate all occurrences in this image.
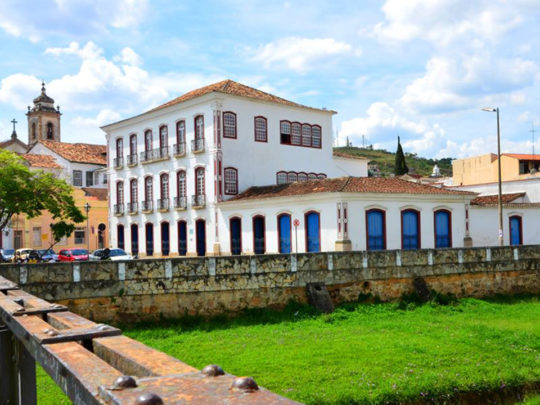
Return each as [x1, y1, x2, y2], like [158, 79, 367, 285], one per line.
[39, 140, 106, 165]
[471, 192, 525, 205]
[502, 153, 540, 161]
[82, 188, 108, 201]
[228, 177, 476, 202]
[20, 153, 62, 169]
[150, 79, 332, 114]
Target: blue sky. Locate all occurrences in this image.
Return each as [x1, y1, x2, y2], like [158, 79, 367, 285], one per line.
[0, 0, 539, 159]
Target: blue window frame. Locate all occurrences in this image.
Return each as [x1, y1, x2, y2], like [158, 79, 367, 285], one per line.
[278, 214, 291, 254]
[117, 224, 125, 250]
[434, 210, 451, 248]
[178, 221, 187, 256]
[196, 219, 206, 257]
[509, 215, 522, 245]
[145, 223, 153, 256]
[161, 222, 170, 256]
[253, 216, 265, 254]
[401, 209, 420, 250]
[230, 217, 242, 255]
[305, 211, 320, 252]
[366, 209, 385, 250]
[131, 224, 138, 255]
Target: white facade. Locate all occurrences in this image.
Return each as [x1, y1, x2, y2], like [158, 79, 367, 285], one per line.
[453, 177, 540, 202]
[102, 83, 369, 256]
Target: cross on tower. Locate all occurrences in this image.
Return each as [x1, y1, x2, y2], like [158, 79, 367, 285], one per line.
[11, 118, 17, 133]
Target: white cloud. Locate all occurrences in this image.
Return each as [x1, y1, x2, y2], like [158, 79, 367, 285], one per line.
[439, 136, 539, 159]
[374, 0, 527, 46]
[114, 48, 143, 67]
[399, 55, 538, 114]
[250, 37, 359, 73]
[72, 109, 122, 127]
[0, 74, 42, 109]
[0, 0, 148, 41]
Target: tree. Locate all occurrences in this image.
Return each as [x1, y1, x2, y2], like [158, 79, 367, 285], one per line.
[394, 136, 409, 175]
[0, 149, 85, 243]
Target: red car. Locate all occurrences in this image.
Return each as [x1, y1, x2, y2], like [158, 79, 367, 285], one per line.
[57, 248, 89, 262]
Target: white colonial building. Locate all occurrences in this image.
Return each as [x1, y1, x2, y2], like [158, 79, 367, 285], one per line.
[103, 80, 475, 256]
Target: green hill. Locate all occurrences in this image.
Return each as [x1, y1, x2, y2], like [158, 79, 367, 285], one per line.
[334, 146, 453, 177]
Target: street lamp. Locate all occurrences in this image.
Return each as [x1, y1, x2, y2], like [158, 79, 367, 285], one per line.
[84, 202, 91, 253]
[481, 107, 503, 246]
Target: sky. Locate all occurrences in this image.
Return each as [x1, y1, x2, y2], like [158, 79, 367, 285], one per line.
[0, 0, 539, 159]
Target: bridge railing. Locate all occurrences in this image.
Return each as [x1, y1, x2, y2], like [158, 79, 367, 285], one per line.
[0, 275, 299, 405]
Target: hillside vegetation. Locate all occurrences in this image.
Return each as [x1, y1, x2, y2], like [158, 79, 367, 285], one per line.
[334, 146, 454, 177]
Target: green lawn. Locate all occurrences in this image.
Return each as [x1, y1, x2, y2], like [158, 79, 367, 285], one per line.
[37, 296, 540, 404]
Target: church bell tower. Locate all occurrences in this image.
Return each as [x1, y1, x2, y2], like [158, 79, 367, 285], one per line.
[26, 82, 61, 145]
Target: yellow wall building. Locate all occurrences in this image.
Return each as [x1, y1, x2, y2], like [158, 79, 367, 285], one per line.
[453, 153, 540, 185]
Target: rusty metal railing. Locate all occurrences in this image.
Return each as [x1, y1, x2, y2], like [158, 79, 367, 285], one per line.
[0, 275, 300, 404]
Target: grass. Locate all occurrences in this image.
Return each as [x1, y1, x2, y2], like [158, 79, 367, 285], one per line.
[36, 296, 540, 404]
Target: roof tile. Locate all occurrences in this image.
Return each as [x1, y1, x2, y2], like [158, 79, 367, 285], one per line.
[39, 140, 106, 165]
[19, 153, 62, 169]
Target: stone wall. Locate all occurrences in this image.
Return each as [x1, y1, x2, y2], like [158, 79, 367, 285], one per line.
[1, 245, 539, 323]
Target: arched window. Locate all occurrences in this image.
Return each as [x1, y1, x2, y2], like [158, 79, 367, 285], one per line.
[305, 211, 320, 252]
[178, 220, 187, 256]
[317, 174, 327, 180]
[298, 172, 308, 182]
[366, 209, 386, 250]
[280, 121, 291, 144]
[176, 120, 185, 155]
[130, 179, 137, 204]
[253, 215, 266, 254]
[287, 172, 297, 183]
[31, 123, 36, 140]
[276, 171, 287, 184]
[312, 125, 321, 148]
[161, 222, 170, 256]
[145, 223, 154, 256]
[434, 210, 452, 248]
[195, 167, 205, 195]
[196, 219, 206, 257]
[47, 122, 54, 139]
[301, 124, 312, 146]
[230, 217, 242, 255]
[130, 134, 137, 155]
[278, 214, 291, 253]
[223, 112, 237, 139]
[116, 138, 123, 159]
[130, 224, 138, 255]
[308, 173, 318, 180]
[177, 170, 186, 197]
[224, 167, 238, 195]
[195, 115, 204, 140]
[291, 122, 301, 145]
[160, 173, 169, 199]
[509, 215, 523, 245]
[144, 130, 152, 152]
[116, 181, 124, 205]
[117, 225, 125, 250]
[401, 209, 421, 250]
[144, 176, 153, 211]
[159, 125, 168, 148]
[254, 116, 267, 142]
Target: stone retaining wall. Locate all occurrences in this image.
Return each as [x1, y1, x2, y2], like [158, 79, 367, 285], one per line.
[1, 245, 539, 323]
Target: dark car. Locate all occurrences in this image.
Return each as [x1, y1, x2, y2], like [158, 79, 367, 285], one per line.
[37, 249, 58, 262]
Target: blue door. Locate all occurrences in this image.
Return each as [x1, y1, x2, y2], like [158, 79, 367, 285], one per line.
[402, 210, 420, 250]
[510, 216, 522, 245]
[366, 210, 385, 250]
[434, 210, 451, 248]
[117, 225, 125, 250]
[145, 223, 154, 256]
[131, 224, 138, 255]
[178, 221, 187, 256]
[253, 216, 265, 254]
[278, 214, 291, 253]
[305, 212, 320, 252]
[161, 222, 170, 256]
[196, 219, 206, 257]
[230, 218, 242, 255]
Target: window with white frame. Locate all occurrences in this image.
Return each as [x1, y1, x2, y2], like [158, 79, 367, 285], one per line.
[223, 112, 237, 139]
[276, 172, 287, 184]
[159, 125, 168, 148]
[176, 121, 185, 144]
[224, 167, 238, 195]
[116, 181, 124, 204]
[177, 170, 186, 197]
[86, 171, 94, 187]
[160, 173, 169, 199]
[291, 122, 301, 145]
[74, 228, 85, 244]
[116, 138, 123, 159]
[130, 134, 137, 155]
[195, 115, 204, 140]
[73, 170, 82, 187]
[254, 116, 267, 142]
[145, 176, 153, 201]
[130, 179, 137, 203]
[280, 120, 321, 148]
[144, 130, 152, 151]
[195, 167, 205, 195]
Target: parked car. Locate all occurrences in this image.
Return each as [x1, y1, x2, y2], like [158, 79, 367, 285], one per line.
[0, 248, 15, 262]
[37, 249, 58, 262]
[89, 248, 132, 261]
[12, 248, 34, 263]
[57, 248, 89, 262]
